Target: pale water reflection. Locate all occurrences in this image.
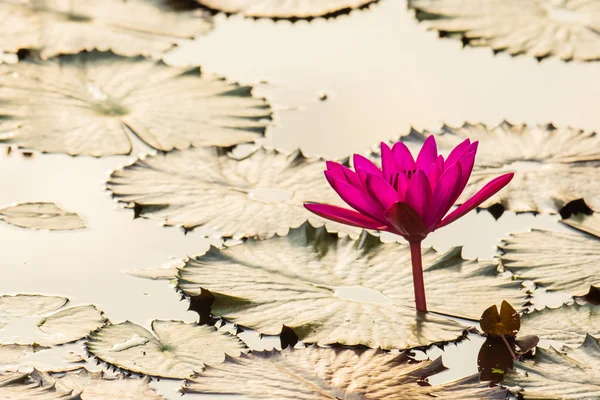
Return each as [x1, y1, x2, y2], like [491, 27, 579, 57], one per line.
[0, 0, 592, 398]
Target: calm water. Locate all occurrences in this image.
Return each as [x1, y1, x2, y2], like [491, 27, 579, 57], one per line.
[0, 0, 590, 398]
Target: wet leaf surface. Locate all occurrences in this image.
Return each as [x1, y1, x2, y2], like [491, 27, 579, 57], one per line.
[500, 226, 599, 296]
[480, 301, 520, 337]
[505, 335, 600, 399]
[520, 304, 600, 347]
[0, 0, 212, 59]
[0, 52, 271, 156]
[177, 223, 525, 349]
[0, 295, 106, 346]
[126, 260, 183, 281]
[409, 0, 600, 61]
[376, 123, 600, 214]
[0, 371, 77, 399]
[194, 0, 377, 18]
[86, 320, 245, 378]
[185, 346, 507, 399]
[477, 337, 515, 384]
[0, 203, 84, 231]
[108, 147, 361, 238]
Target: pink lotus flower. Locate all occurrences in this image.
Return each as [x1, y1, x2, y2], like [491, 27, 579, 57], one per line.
[305, 136, 513, 312]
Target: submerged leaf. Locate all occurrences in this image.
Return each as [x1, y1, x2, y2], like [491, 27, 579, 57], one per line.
[86, 321, 245, 378]
[500, 225, 600, 296]
[0, 203, 84, 231]
[0, 295, 106, 346]
[194, 0, 377, 18]
[520, 304, 600, 347]
[505, 335, 600, 399]
[0, 371, 78, 399]
[108, 147, 361, 238]
[185, 346, 506, 399]
[375, 123, 600, 214]
[0, 0, 212, 59]
[409, 0, 600, 61]
[480, 301, 520, 337]
[0, 52, 271, 156]
[176, 223, 525, 349]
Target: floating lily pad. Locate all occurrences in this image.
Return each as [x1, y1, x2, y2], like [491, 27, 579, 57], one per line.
[0, 52, 271, 156]
[505, 335, 600, 399]
[108, 147, 361, 238]
[177, 223, 524, 349]
[0, 295, 106, 346]
[381, 122, 600, 214]
[500, 224, 599, 296]
[0, 0, 212, 59]
[195, 0, 377, 18]
[409, 0, 600, 61]
[0, 345, 83, 373]
[126, 259, 184, 281]
[0, 371, 78, 399]
[87, 321, 245, 378]
[185, 346, 507, 399]
[0, 203, 85, 231]
[562, 212, 600, 237]
[520, 304, 600, 347]
[40, 368, 165, 400]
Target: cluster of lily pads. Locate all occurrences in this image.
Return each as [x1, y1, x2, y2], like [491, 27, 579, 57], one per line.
[0, 0, 598, 399]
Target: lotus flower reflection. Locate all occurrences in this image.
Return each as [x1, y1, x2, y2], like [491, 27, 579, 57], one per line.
[305, 136, 513, 312]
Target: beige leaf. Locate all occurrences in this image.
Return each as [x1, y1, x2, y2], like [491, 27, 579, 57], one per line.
[0, 371, 78, 400]
[505, 335, 600, 399]
[126, 259, 184, 281]
[108, 147, 362, 239]
[376, 122, 600, 214]
[500, 223, 600, 296]
[562, 212, 600, 237]
[0, 294, 107, 346]
[177, 223, 525, 349]
[86, 321, 245, 378]
[185, 346, 507, 399]
[195, 0, 377, 18]
[0, 0, 212, 59]
[409, 0, 600, 61]
[520, 304, 600, 347]
[0, 52, 271, 156]
[0, 203, 84, 231]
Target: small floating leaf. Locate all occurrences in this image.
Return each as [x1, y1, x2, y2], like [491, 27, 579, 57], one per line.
[194, 0, 378, 18]
[520, 304, 600, 347]
[375, 123, 600, 214]
[0, 0, 213, 59]
[0, 295, 106, 346]
[86, 321, 245, 378]
[0, 371, 78, 399]
[108, 147, 362, 239]
[409, 0, 600, 61]
[505, 335, 600, 399]
[184, 346, 507, 399]
[177, 223, 525, 349]
[480, 301, 520, 337]
[0, 52, 271, 156]
[126, 259, 184, 281]
[0, 203, 84, 231]
[500, 223, 600, 296]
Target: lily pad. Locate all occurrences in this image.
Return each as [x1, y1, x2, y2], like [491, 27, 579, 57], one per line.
[505, 335, 600, 399]
[194, 0, 377, 18]
[108, 147, 361, 238]
[40, 368, 165, 400]
[520, 304, 600, 347]
[177, 223, 524, 349]
[0, 295, 107, 346]
[126, 259, 183, 281]
[0, 371, 78, 400]
[381, 122, 600, 214]
[500, 226, 599, 296]
[86, 320, 245, 378]
[0, 203, 85, 231]
[409, 0, 600, 61]
[185, 346, 507, 399]
[0, 0, 212, 59]
[0, 52, 271, 156]
[562, 212, 600, 237]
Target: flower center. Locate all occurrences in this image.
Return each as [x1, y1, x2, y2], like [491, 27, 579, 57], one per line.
[390, 169, 416, 190]
[333, 286, 394, 306]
